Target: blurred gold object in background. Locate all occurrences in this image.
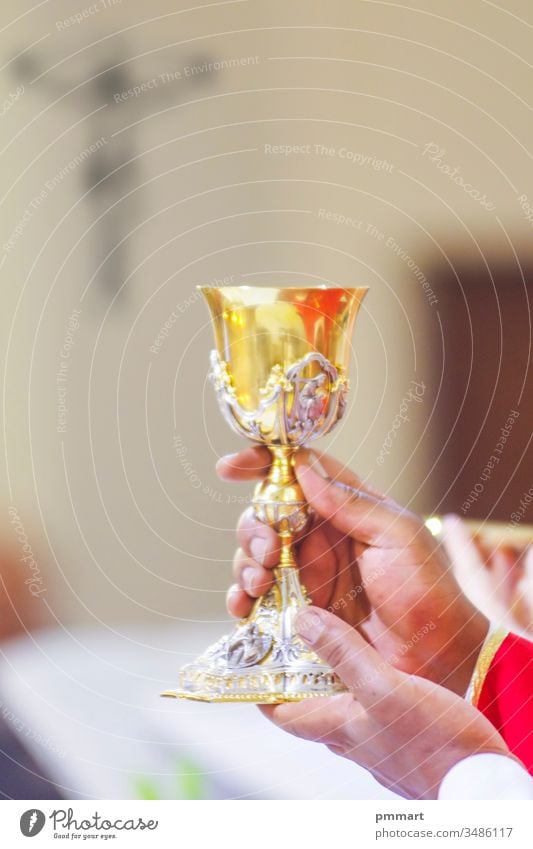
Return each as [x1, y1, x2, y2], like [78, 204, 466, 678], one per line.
[163, 285, 367, 702]
[426, 517, 533, 548]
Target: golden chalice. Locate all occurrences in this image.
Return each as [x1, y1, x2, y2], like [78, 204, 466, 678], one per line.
[163, 285, 368, 703]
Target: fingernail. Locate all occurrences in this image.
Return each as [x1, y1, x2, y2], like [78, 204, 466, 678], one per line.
[296, 609, 326, 644]
[218, 452, 238, 466]
[297, 463, 315, 480]
[298, 462, 355, 501]
[226, 583, 240, 601]
[308, 453, 328, 478]
[298, 460, 329, 482]
[241, 567, 255, 593]
[250, 537, 268, 566]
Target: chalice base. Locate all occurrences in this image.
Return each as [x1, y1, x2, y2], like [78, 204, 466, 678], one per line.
[162, 567, 347, 703]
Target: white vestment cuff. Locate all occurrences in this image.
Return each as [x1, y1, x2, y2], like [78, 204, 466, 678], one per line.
[438, 753, 533, 799]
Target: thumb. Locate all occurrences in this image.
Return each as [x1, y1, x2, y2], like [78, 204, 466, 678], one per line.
[295, 456, 422, 549]
[296, 606, 396, 707]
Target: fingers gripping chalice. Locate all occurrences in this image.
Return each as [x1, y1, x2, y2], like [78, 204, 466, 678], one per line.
[163, 286, 368, 703]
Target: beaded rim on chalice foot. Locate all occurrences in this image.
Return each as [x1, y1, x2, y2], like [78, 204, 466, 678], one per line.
[161, 286, 368, 704]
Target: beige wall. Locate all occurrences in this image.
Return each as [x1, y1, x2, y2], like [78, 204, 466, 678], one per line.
[1, 0, 532, 624]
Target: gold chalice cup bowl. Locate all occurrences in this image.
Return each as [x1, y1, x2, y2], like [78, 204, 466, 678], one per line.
[163, 285, 368, 703]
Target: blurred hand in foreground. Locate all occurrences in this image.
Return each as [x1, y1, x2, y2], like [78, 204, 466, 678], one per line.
[442, 516, 533, 634]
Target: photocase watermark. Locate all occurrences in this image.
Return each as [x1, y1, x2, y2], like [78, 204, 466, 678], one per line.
[0, 698, 66, 759]
[20, 810, 46, 837]
[150, 274, 235, 355]
[56, 308, 82, 434]
[328, 566, 386, 614]
[55, 0, 122, 30]
[7, 506, 46, 597]
[0, 84, 24, 116]
[348, 620, 436, 695]
[461, 409, 520, 514]
[387, 620, 437, 667]
[421, 143, 496, 211]
[3, 137, 108, 256]
[264, 143, 394, 172]
[383, 233, 438, 306]
[184, 55, 260, 78]
[113, 56, 260, 103]
[173, 434, 251, 505]
[317, 212, 438, 306]
[508, 483, 533, 529]
[318, 208, 364, 230]
[376, 380, 426, 466]
[20, 807, 159, 838]
[46, 137, 108, 192]
[517, 194, 533, 229]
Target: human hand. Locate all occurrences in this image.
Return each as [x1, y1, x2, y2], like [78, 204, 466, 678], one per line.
[217, 447, 489, 695]
[442, 516, 533, 634]
[259, 605, 510, 799]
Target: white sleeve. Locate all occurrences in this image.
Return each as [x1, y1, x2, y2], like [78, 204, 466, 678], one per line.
[438, 753, 533, 799]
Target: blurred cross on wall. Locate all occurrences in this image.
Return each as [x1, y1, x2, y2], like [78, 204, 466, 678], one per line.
[10, 42, 215, 301]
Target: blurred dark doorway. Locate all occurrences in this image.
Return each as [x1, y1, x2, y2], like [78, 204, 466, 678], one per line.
[429, 256, 533, 521]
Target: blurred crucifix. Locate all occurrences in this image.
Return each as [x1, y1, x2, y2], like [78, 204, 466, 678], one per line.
[11, 44, 215, 302]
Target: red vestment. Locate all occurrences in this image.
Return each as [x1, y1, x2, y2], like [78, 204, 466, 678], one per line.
[476, 633, 533, 774]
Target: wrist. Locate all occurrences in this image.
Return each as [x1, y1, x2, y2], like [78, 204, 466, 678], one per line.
[437, 610, 490, 696]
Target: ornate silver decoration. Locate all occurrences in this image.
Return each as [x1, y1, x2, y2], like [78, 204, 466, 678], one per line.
[209, 350, 348, 446]
[253, 499, 309, 534]
[270, 638, 307, 665]
[209, 622, 273, 670]
[169, 568, 347, 702]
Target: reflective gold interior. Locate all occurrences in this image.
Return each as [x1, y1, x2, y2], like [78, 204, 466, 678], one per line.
[199, 285, 368, 411]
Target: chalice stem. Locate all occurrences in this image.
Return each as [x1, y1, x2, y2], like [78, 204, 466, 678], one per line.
[253, 445, 307, 573]
[252, 444, 311, 643]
